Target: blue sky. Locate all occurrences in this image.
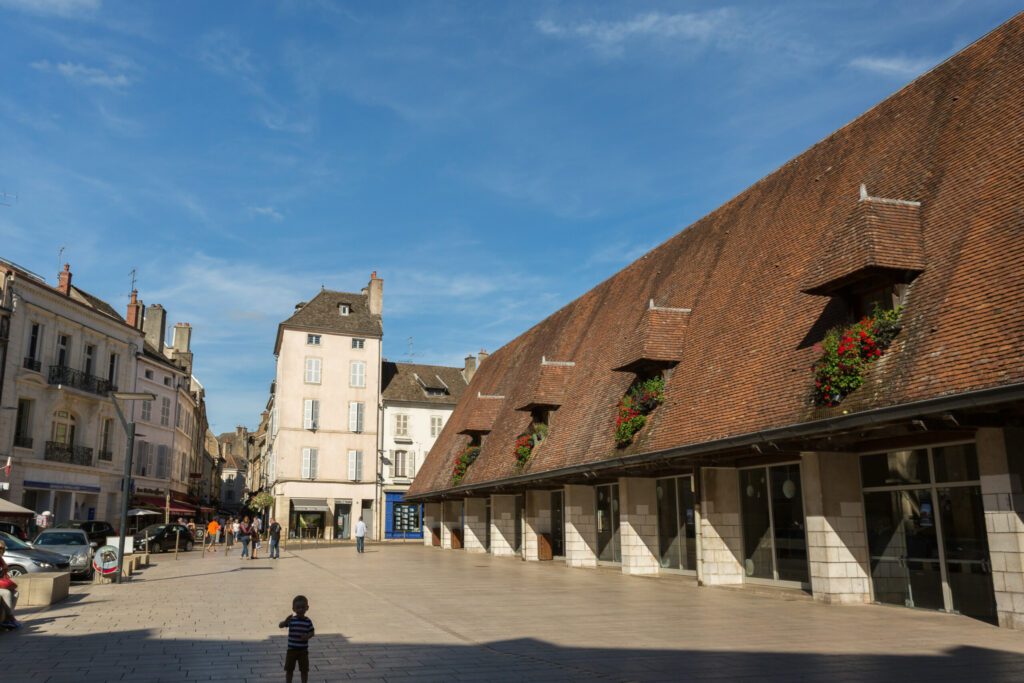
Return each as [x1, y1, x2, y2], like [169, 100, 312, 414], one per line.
[0, 1, 1018, 433]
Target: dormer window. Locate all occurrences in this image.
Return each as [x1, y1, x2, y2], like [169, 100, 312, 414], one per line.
[307, 334, 321, 346]
[338, 303, 351, 316]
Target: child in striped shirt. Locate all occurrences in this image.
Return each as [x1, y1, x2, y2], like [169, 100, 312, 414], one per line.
[279, 595, 315, 683]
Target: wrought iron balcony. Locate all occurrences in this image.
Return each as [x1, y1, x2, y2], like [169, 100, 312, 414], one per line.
[45, 441, 95, 467]
[47, 364, 116, 396]
[13, 435, 32, 449]
[23, 357, 41, 372]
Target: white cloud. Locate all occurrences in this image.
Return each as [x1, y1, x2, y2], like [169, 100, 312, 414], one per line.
[849, 55, 936, 78]
[0, 0, 99, 18]
[249, 206, 283, 221]
[536, 10, 737, 56]
[31, 59, 132, 88]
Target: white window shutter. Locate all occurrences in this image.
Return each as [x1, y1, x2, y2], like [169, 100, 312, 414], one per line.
[310, 448, 318, 478]
[348, 450, 357, 480]
[303, 400, 313, 429]
[313, 358, 321, 383]
[348, 402, 359, 432]
[409, 451, 417, 476]
[357, 402, 364, 432]
[312, 400, 320, 427]
[355, 450, 363, 481]
[302, 448, 311, 479]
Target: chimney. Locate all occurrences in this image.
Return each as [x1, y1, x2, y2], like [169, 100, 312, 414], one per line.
[143, 303, 167, 352]
[367, 271, 383, 316]
[463, 354, 477, 383]
[126, 290, 144, 329]
[477, 349, 489, 366]
[56, 263, 72, 296]
[172, 322, 192, 352]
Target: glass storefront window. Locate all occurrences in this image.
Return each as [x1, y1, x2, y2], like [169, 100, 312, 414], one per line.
[860, 450, 930, 487]
[770, 464, 808, 583]
[740, 469, 774, 580]
[932, 443, 979, 483]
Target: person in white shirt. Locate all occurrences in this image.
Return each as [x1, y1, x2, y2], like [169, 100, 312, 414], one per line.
[354, 517, 367, 553]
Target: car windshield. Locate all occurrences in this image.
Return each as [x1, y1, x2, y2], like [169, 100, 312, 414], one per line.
[35, 532, 87, 546]
[139, 525, 167, 536]
[0, 531, 31, 550]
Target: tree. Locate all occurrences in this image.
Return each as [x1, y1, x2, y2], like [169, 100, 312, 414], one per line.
[250, 491, 275, 512]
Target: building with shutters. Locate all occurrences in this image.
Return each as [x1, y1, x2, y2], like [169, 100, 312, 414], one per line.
[380, 357, 475, 538]
[264, 274, 384, 540]
[407, 16, 1024, 630]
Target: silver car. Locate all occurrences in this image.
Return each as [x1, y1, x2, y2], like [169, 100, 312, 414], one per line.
[0, 531, 71, 576]
[32, 528, 94, 579]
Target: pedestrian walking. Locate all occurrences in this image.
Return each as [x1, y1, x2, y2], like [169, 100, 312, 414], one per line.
[0, 540, 21, 630]
[239, 517, 251, 558]
[268, 518, 282, 559]
[354, 516, 367, 553]
[279, 595, 314, 683]
[250, 518, 260, 560]
[232, 518, 241, 542]
[225, 517, 235, 555]
[206, 518, 220, 553]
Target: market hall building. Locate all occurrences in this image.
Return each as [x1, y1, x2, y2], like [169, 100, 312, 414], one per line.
[405, 15, 1024, 630]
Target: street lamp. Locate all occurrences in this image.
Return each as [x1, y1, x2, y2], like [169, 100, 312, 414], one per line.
[111, 391, 156, 583]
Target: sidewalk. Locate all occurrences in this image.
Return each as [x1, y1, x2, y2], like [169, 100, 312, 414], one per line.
[3, 543, 1024, 681]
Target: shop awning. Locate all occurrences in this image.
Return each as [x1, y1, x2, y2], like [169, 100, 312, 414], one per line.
[291, 498, 330, 512]
[132, 495, 197, 517]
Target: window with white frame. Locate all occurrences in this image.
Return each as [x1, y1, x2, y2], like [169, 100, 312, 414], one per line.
[350, 360, 366, 388]
[348, 402, 365, 433]
[348, 450, 363, 481]
[395, 413, 409, 437]
[303, 399, 320, 430]
[141, 400, 152, 422]
[307, 334, 321, 345]
[351, 338, 365, 349]
[160, 397, 171, 426]
[304, 357, 322, 384]
[267, 451, 275, 482]
[338, 303, 350, 316]
[393, 450, 416, 478]
[430, 415, 443, 438]
[302, 447, 318, 479]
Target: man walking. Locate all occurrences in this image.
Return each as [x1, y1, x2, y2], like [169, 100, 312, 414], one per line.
[354, 516, 366, 553]
[268, 518, 282, 560]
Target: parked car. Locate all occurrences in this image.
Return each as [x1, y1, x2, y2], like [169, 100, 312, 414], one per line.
[56, 520, 117, 548]
[0, 531, 71, 576]
[32, 529, 93, 580]
[0, 521, 29, 541]
[133, 523, 194, 553]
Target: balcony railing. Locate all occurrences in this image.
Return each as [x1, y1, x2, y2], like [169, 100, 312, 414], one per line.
[13, 435, 33, 449]
[23, 357, 41, 372]
[45, 441, 94, 467]
[47, 364, 116, 396]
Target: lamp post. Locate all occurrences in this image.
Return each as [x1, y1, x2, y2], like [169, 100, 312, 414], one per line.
[111, 391, 156, 583]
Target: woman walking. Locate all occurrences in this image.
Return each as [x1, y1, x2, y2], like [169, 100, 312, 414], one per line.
[225, 517, 235, 554]
[249, 517, 260, 560]
[239, 517, 252, 559]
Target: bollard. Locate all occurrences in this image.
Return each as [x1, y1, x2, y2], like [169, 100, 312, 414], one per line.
[175, 529, 180, 560]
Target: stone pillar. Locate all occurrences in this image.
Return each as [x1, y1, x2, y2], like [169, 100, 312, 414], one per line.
[464, 498, 488, 553]
[423, 502, 441, 547]
[441, 500, 462, 549]
[801, 452, 871, 604]
[523, 490, 551, 561]
[564, 484, 597, 568]
[978, 427, 1024, 630]
[699, 467, 743, 585]
[619, 477, 660, 575]
[490, 494, 517, 557]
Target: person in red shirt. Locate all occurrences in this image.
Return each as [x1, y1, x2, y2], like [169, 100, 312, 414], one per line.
[206, 519, 221, 553]
[0, 540, 20, 629]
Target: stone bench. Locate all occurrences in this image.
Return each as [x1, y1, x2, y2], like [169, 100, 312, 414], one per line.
[15, 572, 71, 607]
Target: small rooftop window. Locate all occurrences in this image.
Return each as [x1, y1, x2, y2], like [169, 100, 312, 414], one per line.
[339, 303, 351, 316]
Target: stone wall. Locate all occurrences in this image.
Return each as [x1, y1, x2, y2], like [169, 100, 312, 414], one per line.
[564, 484, 597, 568]
[699, 468, 743, 585]
[801, 452, 871, 604]
[490, 494, 517, 558]
[441, 500, 462, 550]
[423, 503, 440, 547]
[619, 477, 660, 575]
[463, 497, 488, 553]
[524, 490, 551, 561]
[978, 427, 1024, 630]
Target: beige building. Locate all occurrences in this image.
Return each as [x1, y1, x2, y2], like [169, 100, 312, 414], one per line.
[266, 274, 383, 539]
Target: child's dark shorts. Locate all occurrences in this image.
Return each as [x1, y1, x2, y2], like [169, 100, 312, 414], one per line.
[285, 648, 309, 673]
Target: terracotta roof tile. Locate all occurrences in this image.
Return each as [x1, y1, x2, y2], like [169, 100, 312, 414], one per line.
[381, 362, 468, 405]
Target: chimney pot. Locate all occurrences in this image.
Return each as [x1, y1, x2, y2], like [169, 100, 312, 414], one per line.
[367, 271, 383, 316]
[143, 303, 167, 353]
[126, 289, 144, 329]
[57, 263, 72, 296]
[463, 354, 477, 382]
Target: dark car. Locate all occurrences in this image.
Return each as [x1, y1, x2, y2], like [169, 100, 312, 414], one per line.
[0, 521, 29, 541]
[56, 520, 117, 548]
[133, 523, 194, 553]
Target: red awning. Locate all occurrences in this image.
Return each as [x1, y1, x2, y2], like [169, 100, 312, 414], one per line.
[132, 495, 197, 517]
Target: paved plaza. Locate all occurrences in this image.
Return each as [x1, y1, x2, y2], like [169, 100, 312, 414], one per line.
[2, 543, 1024, 681]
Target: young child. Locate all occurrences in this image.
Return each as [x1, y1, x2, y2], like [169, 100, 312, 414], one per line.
[279, 595, 314, 683]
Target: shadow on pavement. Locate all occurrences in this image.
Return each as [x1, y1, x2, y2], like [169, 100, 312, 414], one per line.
[1, 627, 1023, 682]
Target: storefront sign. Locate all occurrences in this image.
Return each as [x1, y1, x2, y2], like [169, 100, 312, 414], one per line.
[23, 479, 101, 493]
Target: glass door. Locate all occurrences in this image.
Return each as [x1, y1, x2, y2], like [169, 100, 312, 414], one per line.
[740, 464, 809, 585]
[656, 476, 696, 571]
[937, 486, 997, 623]
[595, 483, 621, 563]
[484, 498, 491, 552]
[551, 490, 565, 557]
[513, 494, 524, 555]
[864, 489, 943, 610]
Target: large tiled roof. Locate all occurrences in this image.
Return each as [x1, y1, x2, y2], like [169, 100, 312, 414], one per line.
[409, 14, 1024, 498]
[381, 362, 468, 405]
[275, 288, 382, 353]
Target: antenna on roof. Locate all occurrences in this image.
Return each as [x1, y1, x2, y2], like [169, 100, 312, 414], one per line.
[0, 191, 16, 207]
[57, 246, 66, 276]
[129, 268, 137, 292]
[405, 336, 418, 361]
